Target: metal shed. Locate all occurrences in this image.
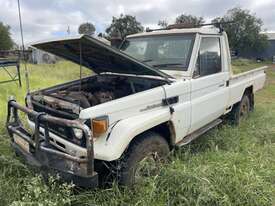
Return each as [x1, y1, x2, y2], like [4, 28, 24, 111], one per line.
[241, 32, 275, 60]
[263, 33, 275, 61]
[28, 46, 58, 64]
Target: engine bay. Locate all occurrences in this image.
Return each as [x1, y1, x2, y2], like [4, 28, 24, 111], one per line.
[30, 74, 167, 116]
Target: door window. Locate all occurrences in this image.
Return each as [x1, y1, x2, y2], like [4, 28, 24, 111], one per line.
[194, 37, 221, 77]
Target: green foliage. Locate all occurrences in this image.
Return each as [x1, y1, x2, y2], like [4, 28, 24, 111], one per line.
[157, 14, 204, 29]
[10, 176, 73, 206]
[212, 7, 268, 55]
[158, 20, 168, 28]
[106, 14, 144, 39]
[0, 60, 274, 205]
[78, 22, 96, 36]
[0, 21, 14, 50]
[175, 14, 205, 26]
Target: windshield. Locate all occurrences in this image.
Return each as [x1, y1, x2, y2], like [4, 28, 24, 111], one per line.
[120, 34, 195, 71]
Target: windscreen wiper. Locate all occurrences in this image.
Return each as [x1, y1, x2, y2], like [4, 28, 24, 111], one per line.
[152, 63, 185, 68]
[142, 59, 154, 63]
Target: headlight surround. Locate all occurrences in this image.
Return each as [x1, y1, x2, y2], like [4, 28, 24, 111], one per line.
[73, 128, 83, 139]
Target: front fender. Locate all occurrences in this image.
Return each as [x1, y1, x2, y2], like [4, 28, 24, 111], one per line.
[93, 108, 171, 161]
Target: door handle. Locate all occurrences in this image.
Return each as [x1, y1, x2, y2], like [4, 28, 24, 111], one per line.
[226, 80, 229, 87]
[218, 83, 224, 87]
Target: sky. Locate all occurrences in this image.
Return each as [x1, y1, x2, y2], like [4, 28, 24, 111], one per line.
[0, 0, 274, 45]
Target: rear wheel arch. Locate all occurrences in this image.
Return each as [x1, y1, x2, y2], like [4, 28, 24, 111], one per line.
[228, 86, 253, 125]
[243, 85, 254, 111]
[232, 85, 254, 111]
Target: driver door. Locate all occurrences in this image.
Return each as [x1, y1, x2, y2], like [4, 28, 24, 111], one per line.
[190, 36, 229, 133]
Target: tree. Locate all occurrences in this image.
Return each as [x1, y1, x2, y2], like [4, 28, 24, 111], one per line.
[78, 22, 96, 36]
[106, 14, 144, 39]
[175, 14, 205, 26]
[158, 20, 168, 28]
[212, 8, 268, 54]
[0, 22, 13, 50]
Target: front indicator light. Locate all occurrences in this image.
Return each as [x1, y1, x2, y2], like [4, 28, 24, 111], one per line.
[92, 116, 108, 137]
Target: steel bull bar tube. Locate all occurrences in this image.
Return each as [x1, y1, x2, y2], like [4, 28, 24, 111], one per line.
[6, 98, 98, 187]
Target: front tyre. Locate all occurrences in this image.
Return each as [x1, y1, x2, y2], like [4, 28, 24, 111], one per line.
[117, 132, 170, 186]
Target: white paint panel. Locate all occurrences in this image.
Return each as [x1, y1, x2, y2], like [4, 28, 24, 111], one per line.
[93, 109, 171, 161]
[162, 81, 191, 142]
[228, 67, 266, 106]
[80, 86, 165, 123]
[190, 72, 229, 132]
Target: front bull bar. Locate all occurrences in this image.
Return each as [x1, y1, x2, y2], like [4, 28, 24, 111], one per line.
[6, 98, 98, 188]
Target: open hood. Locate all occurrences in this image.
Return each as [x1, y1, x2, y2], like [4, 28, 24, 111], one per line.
[32, 35, 169, 78]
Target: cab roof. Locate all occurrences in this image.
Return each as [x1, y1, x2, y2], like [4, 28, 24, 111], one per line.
[127, 27, 221, 38]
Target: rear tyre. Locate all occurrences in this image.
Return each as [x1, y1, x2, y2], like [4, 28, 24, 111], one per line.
[228, 94, 251, 125]
[117, 132, 170, 187]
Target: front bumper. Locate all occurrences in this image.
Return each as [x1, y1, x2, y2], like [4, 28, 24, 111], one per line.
[6, 99, 98, 188]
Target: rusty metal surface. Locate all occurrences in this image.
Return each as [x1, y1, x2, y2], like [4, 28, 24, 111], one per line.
[6, 99, 96, 181]
[32, 94, 82, 114]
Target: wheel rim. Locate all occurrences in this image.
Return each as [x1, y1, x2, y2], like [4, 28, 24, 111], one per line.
[134, 152, 160, 184]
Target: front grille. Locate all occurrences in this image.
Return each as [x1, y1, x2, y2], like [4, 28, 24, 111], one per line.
[28, 100, 86, 147]
[32, 101, 78, 120]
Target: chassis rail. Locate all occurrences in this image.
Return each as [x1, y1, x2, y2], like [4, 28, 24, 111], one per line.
[6, 98, 98, 187]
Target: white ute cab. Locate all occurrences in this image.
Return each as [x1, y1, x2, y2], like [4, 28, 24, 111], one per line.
[6, 26, 266, 187]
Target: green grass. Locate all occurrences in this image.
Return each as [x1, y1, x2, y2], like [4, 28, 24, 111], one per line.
[0, 59, 274, 206]
[231, 58, 271, 74]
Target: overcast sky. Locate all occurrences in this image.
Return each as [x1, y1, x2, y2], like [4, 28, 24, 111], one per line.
[0, 0, 274, 45]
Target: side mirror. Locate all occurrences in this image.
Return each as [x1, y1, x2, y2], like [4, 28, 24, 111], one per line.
[110, 30, 123, 49]
[110, 37, 123, 49]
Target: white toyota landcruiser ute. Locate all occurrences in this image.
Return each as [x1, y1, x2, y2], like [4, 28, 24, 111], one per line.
[7, 25, 266, 187]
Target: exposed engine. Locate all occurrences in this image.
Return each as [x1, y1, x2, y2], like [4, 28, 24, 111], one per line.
[49, 75, 133, 109]
[30, 74, 166, 115]
[50, 89, 115, 108]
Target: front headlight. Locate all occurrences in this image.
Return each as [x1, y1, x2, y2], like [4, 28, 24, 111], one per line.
[73, 128, 83, 139]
